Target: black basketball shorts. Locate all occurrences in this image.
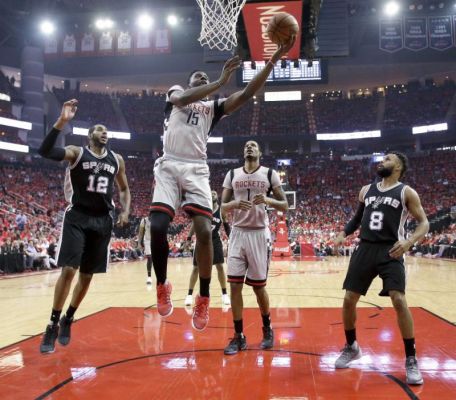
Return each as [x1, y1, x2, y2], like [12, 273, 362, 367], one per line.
[342, 241, 406, 296]
[193, 237, 224, 266]
[56, 207, 113, 274]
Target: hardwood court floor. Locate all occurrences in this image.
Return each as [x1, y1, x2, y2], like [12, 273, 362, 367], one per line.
[0, 256, 455, 399]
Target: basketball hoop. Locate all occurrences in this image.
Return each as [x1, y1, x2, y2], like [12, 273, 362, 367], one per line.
[196, 0, 247, 51]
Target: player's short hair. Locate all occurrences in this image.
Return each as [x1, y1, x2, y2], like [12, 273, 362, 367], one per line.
[88, 125, 97, 136]
[389, 151, 408, 179]
[187, 70, 204, 84]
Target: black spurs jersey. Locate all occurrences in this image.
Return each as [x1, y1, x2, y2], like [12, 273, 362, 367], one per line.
[360, 182, 408, 244]
[211, 207, 222, 241]
[64, 146, 119, 215]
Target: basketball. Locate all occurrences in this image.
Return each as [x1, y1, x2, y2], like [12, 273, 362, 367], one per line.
[266, 12, 300, 45]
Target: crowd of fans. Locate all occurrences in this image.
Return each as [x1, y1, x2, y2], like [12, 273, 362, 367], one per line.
[313, 95, 379, 133]
[53, 88, 122, 129]
[384, 81, 455, 130]
[0, 148, 454, 275]
[118, 92, 165, 135]
[0, 100, 24, 145]
[41, 79, 455, 137]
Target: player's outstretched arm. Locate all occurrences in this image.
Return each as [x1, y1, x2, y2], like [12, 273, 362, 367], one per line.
[389, 187, 429, 259]
[223, 35, 296, 115]
[38, 99, 80, 164]
[334, 185, 369, 246]
[252, 186, 288, 212]
[114, 154, 131, 227]
[169, 56, 241, 107]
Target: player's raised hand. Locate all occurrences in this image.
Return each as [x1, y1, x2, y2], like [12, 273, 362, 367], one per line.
[218, 55, 242, 86]
[59, 99, 78, 122]
[116, 211, 129, 227]
[236, 200, 252, 211]
[275, 34, 297, 58]
[252, 193, 269, 206]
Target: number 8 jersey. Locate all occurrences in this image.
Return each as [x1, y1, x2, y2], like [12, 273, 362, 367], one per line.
[360, 182, 409, 243]
[64, 146, 119, 215]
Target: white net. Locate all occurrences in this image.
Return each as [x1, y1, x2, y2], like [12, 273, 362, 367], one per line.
[196, 0, 247, 51]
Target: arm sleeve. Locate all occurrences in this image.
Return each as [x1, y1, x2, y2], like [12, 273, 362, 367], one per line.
[208, 99, 226, 134]
[223, 221, 231, 238]
[38, 127, 66, 161]
[343, 202, 365, 236]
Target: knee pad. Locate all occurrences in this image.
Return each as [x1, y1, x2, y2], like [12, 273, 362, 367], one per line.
[150, 212, 171, 237]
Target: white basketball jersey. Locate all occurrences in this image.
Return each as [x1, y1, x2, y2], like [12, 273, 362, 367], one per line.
[163, 85, 226, 162]
[223, 166, 281, 229]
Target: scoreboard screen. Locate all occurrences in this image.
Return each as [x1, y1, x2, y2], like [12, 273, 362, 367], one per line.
[239, 59, 327, 86]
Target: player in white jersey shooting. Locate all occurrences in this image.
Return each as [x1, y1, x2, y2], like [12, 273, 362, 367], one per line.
[150, 37, 295, 331]
[221, 140, 288, 354]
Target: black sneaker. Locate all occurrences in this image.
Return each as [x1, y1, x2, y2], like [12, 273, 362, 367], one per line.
[260, 327, 274, 349]
[40, 324, 59, 353]
[224, 334, 247, 355]
[58, 316, 73, 346]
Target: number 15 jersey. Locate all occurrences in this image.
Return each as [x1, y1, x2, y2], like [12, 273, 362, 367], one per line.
[360, 182, 409, 244]
[163, 85, 226, 162]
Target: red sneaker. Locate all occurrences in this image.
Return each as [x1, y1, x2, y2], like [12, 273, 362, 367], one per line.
[156, 281, 173, 317]
[192, 294, 210, 331]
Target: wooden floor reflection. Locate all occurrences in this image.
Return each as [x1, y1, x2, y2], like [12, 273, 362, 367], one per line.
[0, 256, 455, 399]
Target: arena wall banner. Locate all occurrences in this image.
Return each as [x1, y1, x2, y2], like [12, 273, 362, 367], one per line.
[428, 16, 453, 51]
[379, 19, 403, 52]
[242, 1, 302, 61]
[453, 15, 456, 47]
[44, 29, 170, 58]
[44, 36, 58, 56]
[62, 34, 77, 56]
[80, 33, 96, 56]
[117, 31, 133, 56]
[404, 17, 428, 51]
[154, 29, 171, 54]
[98, 32, 115, 55]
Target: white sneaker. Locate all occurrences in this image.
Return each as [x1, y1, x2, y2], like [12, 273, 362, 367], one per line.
[222, 294, 231, 306]
[335, 341, 362, 369]
[185, 294, 193, 306]
[405, 356, 424, 385]
[146, 277, 152, 285]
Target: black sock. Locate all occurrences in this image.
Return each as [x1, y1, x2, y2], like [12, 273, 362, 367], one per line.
[199, 277, 211, 297]
[403, 338, 416, 358]
[222, 288, 227, 295]
[146, 257, 152, 277]
[65, 305, 77, 320]
[50, 309, 61, 325]
[262, 313, 271, 328]
[150, 222, 170, 285]
[150, 213, 171, 285]
[345, 328, 356, 346]
[234, 319, 243, 335]
[188, 288, 194, 296]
